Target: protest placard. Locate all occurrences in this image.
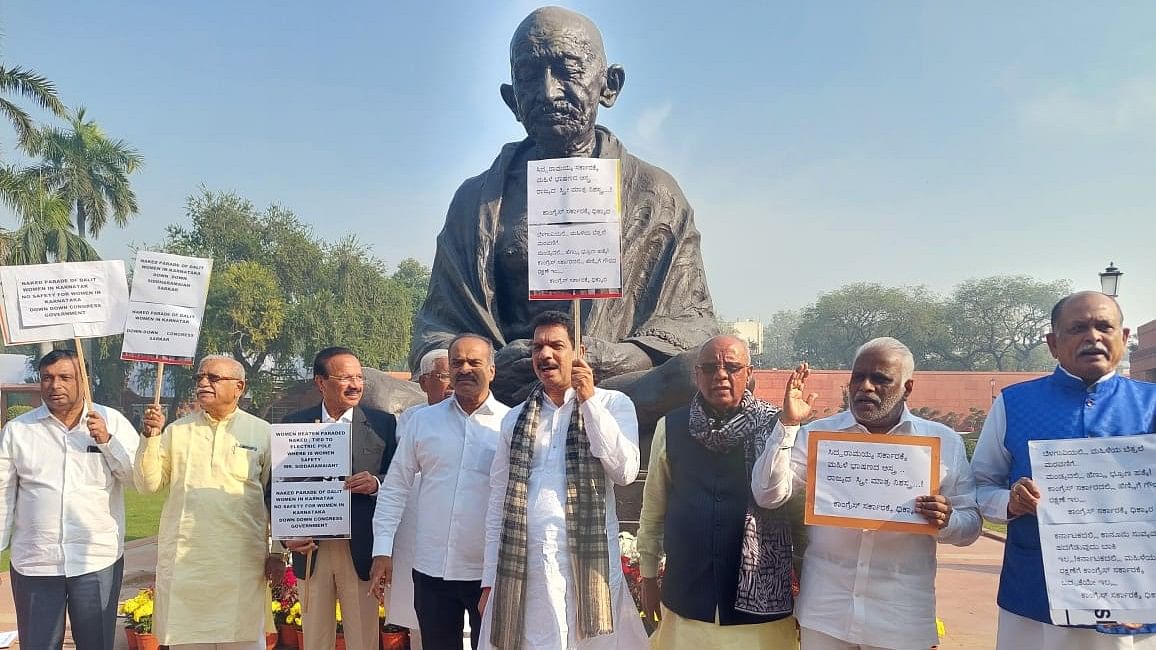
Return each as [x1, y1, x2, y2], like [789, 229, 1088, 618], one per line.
[805, 431, 941, 535]
[271, 422, 353, 478]
[0, 261, 129, 344]
[121, 252, 212, 366]
[270, 422, 352, 539]
[271, 480, 351, 539]
[1030, 434, 1156, 626]
[527, 158, 622, 300]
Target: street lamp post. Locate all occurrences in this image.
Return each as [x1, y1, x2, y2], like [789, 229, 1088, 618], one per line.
[1100, 262, 1123, 297]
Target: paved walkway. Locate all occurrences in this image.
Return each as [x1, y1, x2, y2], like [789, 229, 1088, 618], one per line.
[1, 534, 1004, 649]
[935, 532, 1003, 649]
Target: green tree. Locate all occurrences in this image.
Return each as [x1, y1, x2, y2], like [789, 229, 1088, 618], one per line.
[158, 189, 418, 411]
[943, 276, 1071, 371]
[201, 261, 287, 375]
[755, 309, 802, 369]
[22, 107, 142, 239]
[793, 283, 946, 369]
[0, 168, 97, 263]
[0, 63, 66, 149]
[392, 256, 431, 340]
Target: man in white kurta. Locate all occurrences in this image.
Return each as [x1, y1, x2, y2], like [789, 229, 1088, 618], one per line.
[134, 355, 280, 649]
[384, 349, 451, 650]
[479, 312, 648, 649]
[752, 338, 981, 650]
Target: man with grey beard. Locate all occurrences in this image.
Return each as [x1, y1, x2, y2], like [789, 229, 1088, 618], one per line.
[751, 337, 980, 650]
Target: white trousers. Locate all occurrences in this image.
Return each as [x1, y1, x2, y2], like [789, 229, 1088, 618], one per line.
[997, 608, 1156, 650]
[800, 627, 925, 650]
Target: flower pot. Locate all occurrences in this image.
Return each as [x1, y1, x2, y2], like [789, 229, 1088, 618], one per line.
[382, 629, 409, 650]
[124, 627, 139, 650]
[266, 631, 278, 650]
[335, 632, 346, 650]
[278, 623, 299, 648]
[295, 627, 305, 650]
[137, 633, 160, 650]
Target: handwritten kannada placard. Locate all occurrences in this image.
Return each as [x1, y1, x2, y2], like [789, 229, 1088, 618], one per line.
[527, 222, 622, 294]
[527, 157, 622, 300]
[1030, 434, 1156, 626]
[805, 431, 941, 535]
[527, 159, 619, 225]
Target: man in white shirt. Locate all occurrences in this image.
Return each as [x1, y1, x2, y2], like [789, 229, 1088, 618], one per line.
[0, 349, 161, 650]
[752, 337, 981, 650]
[478, 310, 648, 649]
[371, 334, 509, 649]
[386, 348, 452, 650]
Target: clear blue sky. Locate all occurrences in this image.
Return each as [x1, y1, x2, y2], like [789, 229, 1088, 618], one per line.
[4, 1, 1156, 329]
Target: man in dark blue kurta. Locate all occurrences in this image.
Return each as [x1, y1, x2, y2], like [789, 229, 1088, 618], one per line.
[972, 291, 1156, 649]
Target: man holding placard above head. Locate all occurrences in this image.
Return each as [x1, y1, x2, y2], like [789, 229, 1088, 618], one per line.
[282, 347, 397, 650]
[410, 6, 716, 419]
[0, 349, 158, 650]
[972, 291, 1156, 649]
[135, 354, 281, 650]
[637, 335, 800, 648]
[752, 337, 980, 650]
[478, 310, 648, 649]
[371, 335, 509, 649]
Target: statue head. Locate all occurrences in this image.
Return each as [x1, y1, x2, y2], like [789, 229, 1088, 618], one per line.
[502, 6, 626, 157]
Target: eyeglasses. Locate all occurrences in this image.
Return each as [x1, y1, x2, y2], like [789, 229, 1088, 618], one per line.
[325, 374, 365, 384]
[696, 362, 750, 376]
[194, 373, 243, 384]
[424, 372, 452, 381]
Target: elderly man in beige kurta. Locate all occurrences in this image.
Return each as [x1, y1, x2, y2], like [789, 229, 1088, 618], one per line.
[134, 355, 280, 650]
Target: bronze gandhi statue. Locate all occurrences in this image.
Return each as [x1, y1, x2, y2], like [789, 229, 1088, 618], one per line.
[410, 6, 718, 430]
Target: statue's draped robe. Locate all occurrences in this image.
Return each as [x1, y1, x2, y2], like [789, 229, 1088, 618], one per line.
[410, 127, 716, 373]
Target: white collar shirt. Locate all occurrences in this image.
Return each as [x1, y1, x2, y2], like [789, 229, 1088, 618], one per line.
[373, 393, 509, 580]
[751, 407, 981, 648]
[320, 406, 353, 425]
[0, 403, 140, 576]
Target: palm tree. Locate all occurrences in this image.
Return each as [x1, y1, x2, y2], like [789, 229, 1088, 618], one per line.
[22, 107, 142, 239]
[0, 166, 97, 264]
[0, 64, 67, 149]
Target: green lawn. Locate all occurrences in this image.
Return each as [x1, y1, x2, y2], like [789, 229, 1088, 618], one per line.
[1, 489, 167, 572]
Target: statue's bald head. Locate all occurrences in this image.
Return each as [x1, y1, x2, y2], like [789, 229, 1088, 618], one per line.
[510, 6, 607, 69]
[502, 6, 624, 158]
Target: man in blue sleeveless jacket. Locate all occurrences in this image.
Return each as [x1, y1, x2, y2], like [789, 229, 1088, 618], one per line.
[972, 291, 1156, 649]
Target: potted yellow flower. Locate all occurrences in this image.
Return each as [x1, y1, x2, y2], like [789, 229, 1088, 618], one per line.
[286, 601, 304, 649]
[130, 588, 158, 650]
[273, 565, 300, 648]
[119, 592, 143, 650]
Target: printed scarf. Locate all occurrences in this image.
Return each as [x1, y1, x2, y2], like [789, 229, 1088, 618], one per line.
[689, 390, 794, 616]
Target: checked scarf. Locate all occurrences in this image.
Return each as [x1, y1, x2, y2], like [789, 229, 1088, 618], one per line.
[490, 384, 614, 649]
[689, 390, 795, 616]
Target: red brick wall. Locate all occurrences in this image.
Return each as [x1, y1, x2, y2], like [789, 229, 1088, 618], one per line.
[750, 370, 1049, 431]
[1132, 320, 1156, 383]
